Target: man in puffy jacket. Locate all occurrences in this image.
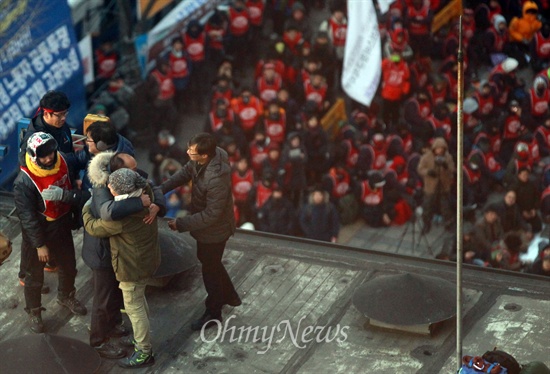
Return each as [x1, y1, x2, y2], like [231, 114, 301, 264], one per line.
[161, 133, 241, 331]
[14, 132, 87, 334]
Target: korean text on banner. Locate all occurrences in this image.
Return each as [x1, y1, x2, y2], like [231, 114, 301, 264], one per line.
[0, 0, 86, 189]
[342, 0, 382, 107]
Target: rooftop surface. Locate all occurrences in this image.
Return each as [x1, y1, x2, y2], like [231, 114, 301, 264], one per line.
[0, 193, 549, 374]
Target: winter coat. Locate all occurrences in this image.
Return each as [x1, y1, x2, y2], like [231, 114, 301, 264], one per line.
[299, 191, 339, 242]
[13, 154, 85, 249]
[161, 147, 236, 243]
[82, 189, 160, 282]
[280, 142, 308, 190]
[473, 216, 504, 259]
[510, 179, 540, 212]
[508, 1, 542, 43]
[417, 137, 455, 195]
[258, 196, 295, 235]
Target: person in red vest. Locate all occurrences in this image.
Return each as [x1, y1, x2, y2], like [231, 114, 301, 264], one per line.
[256, 63, 284, 105]
[526, 76, 550, 131]
[473, 80, 496, 123]
[503, 142, 533, 187]
[535, 115, 550, 159]
[168, 37, 192, 114]
[404, 0, 433, 57]
[94, 40, 119, 91]
[232, 86, 264, 141]
[301, 71, 330, 115]
[14, 132, 88, 333]
[209, 76, 235, 109]
[322, 164, 352, 205]
[488, 57, 521, 108]
[249, 129, 270, 176]
[500, 100, 528, 165]
[319, 4, 347, 90]
[531, 22, 550, 72]
[231, 157, 255, 225]
[355, 171, 395, 227]
[246, 0, 265, 61]
[183, 19, 208, 113]
[205, 99, 236, 134]
[263, 100, 287, 145]
[147, 57, 178, 134]
[251, 172, 276, 213]
[226, 0, 251, 74]
[381, 53, 411, 130]
[205, 11, 227, 75]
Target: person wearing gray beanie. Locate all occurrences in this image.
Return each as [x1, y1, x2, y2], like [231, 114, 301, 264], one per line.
[108, 169, 147, 197]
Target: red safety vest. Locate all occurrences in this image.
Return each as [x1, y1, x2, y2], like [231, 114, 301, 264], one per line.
[232, 169, 254, 202]
[463, 165, 480, 184]
[232, 96, 263, 132]
[536, 125, 550, 148]
[406, 4, 430, 35]
[249, 142, 269, 172]
[534, 31, 550, 59]
[228, 7, 250, 36]
[372, 146, 388, 170]
[488, 27, 507, 52]
[246, 0, 265, 26]
[95, 49, 117, 79]
[359, 180, 384, 206]
[474, 92, 495, 116]
[328, 171, 350, 199]
[530, 88, 550, 117]
[208, 110, 235, 133]
[152, 70, 175, 100]
[342, 139, 359, 169]
[264, 110, 286, 144]
[255, 182, 273, 208]
[303, 80, 328, 109]
[205, 23, 225, 50]
[327, 18, 347, 47]
[486, 152, 502, 173]
[169, 52, 190, 79]
[503, 115, 523, 139]
[184, 33, 206, 62]
[257, 75, 282, 104]
[20, 155, 72, 220]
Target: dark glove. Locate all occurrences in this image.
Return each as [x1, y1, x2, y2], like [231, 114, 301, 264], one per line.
[428, 169, 438, 178]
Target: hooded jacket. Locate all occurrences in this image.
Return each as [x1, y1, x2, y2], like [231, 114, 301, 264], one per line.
[509, 1, 542, 43]
[299, 191, 339, 242]
[161, 147, 236, 243]
[417, 137, 456, 194]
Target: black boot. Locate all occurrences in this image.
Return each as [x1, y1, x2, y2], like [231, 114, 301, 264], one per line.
[191, 310, 222, 331]
[27, 307, 45, 334]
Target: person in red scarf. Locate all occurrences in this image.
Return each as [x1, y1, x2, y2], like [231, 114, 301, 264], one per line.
[14, 132, 88, 334]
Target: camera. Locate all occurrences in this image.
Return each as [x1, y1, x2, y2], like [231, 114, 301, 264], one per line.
[434, 155, 446, 165]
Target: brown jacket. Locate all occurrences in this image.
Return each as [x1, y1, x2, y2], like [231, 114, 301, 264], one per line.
[417, 137, 455, 195]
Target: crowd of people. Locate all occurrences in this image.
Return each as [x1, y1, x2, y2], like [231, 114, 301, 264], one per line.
[7, 0, 550, 368]
[114, 0, 550, 271]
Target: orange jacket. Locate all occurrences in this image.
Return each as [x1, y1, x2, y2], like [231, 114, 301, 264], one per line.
[381, 58, 411, 101]
[509, 1, 542, 43]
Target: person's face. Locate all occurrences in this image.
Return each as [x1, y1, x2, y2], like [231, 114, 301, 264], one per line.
[504, 191, 516, 206]
[312, 191, 324, 204]
[290, 137, 300, 147]
[187, 144, 208, 164]
[542, 258, 550, 271]
[264, 68, 275, 79]
[37, 151, 56, 167]
[119, 153, 137, 170]
[173, 41, 183, 52]
[236, 159, 248, 171]
[308, 117, 318, 128]
[277, 89, 289, 102]
[293, 9, 304, 20]
[333, 10, 344, 22]
[86, 134, 99, 155]
[268, 149, 279, 160]
[43, 109, 68, 128]
[518, 170, 529, 182]
[434, 146, 445, 156]
[273, 190, 283, 199]
[485, 211, 497, 223]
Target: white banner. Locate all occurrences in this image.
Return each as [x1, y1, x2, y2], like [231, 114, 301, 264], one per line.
[377, 0, 396, 14]
[78, 34, 94, 86]
[342, 0, 382, 107]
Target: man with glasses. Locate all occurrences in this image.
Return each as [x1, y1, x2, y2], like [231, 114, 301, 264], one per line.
[19, 90, 74, 163]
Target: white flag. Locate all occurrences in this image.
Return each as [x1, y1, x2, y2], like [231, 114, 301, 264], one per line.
[342, 0, 382, 107]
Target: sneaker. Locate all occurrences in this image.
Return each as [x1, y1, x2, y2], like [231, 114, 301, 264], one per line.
[94, 342, 125, 359]
[117, 349, 155, 369]
[109, 322, 131, 338]
[119, 335, 136, 348]
[57, 293, 87, 316]
[191, 311, 222, 331]
[18, 278, 50, 294]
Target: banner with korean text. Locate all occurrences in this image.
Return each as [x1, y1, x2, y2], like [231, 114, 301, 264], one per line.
[342, 0, 382, 107]
[0, 0, 86, 189]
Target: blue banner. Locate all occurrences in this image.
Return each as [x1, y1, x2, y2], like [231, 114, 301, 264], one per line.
[0, 0, 87, 189]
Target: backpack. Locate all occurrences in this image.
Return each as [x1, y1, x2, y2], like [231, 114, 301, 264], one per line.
[483, 349, 521, 374]
[459, 355, 507, 374]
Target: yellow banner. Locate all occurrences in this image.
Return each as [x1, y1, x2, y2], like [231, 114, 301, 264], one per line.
[139, 0, 174, 20]
[432, 0, 463, 33]
[321, 98, 348, 140]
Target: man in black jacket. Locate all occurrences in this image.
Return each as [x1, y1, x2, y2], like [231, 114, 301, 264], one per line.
[162, 133, 241, 331]
[13, 132, 87, 333]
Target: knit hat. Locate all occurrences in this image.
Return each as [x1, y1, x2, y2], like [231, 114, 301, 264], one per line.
[463, 97, 479, 114]
[108, 168, 147, 195]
